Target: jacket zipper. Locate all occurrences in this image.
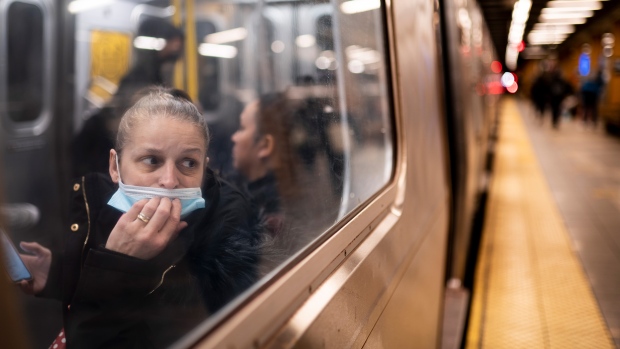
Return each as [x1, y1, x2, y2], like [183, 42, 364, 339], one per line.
[80, 176, 91, 269]
[147, 264, 176, 295]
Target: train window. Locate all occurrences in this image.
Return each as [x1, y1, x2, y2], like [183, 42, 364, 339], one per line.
[5, 1, 44, 123]
[9, 1, 394, 347]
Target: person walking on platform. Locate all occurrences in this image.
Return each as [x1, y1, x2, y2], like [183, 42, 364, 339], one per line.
[548, 69, 574, 129]
[580, 71, 604, 128]
[530, 72, 549, 122]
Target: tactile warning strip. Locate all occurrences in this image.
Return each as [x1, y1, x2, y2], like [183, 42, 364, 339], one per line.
[466, 99, 615, 349]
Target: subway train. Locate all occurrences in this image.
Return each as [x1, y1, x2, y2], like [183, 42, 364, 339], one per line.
[0, 0, 499, 347]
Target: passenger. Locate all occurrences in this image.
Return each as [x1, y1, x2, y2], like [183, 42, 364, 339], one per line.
[18, 87, 259, 348]
[231, 93, 297, 236]
[548, 69, 574, 129]
[580, 70, 604, 127]
[72, 18, 184, 176]
[230, 93, 310, 273]
[530, 72, 549, 121]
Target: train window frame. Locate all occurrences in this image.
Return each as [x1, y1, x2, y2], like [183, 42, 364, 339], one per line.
[0, 0, 54, 137]
[172, 0, 403, 347]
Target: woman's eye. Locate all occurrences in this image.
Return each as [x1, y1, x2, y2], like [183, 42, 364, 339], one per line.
[141, 157, 158, 165]
[181, 159, 197, 168]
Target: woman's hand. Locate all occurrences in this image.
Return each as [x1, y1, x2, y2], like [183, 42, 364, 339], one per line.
[105, 198, 187, 260]
[18, 242, 51, 295]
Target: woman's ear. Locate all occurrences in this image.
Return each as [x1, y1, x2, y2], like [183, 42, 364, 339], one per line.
[257, 135, 275, 160]
[109, 149, 119, 183]
[204, 156, 210, 171]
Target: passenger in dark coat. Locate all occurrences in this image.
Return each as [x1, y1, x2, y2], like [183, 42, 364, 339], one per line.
[548, 70, 574, 129]
[580, 71, 604, 126]
[18, 88, 259, 348]
[530, 73, 549, 120]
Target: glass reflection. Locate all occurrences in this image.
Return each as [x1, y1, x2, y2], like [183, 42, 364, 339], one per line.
[1, 0, 393, 346]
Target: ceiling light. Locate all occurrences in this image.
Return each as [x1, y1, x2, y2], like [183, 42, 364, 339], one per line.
[540, 11, 594, 20]
[541, 8, 598, 14]
[547, 1, 604, 10]
[133, 36, 166, 51]
[506, 0, 532, 70]
[538, 17, 587, 25]
[68, 0, 114, 13]
[198, 43, 237, 58]
[530, 27, 575, 35]
[533, 24, 575, 32]
[542, 6, 601, 13]
[296, 35, 316, 48]
[340, 0, 380, 14]
[205, 28, 247, 44]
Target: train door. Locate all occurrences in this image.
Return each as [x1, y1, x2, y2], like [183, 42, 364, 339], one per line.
[0, 0, 66, 346]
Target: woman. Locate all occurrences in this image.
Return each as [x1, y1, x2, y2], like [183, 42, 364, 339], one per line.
[18, 88, 259, 348]
[231, 93, 318, 275]
[231, 93, 299, 236]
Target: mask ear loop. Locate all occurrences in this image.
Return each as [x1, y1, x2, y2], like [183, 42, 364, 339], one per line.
[115, 152, 124, 184]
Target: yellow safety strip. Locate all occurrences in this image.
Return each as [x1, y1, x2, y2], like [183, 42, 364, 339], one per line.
[466, 98, 615, 348]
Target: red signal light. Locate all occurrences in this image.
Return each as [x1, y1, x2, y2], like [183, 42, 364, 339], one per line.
[491, 61, 502, 73]
[517, 41, 525, 52]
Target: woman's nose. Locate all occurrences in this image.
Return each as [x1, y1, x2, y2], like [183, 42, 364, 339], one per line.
[159, 162, 179, 189]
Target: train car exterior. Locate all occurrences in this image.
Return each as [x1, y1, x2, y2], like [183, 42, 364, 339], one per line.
[0, 0, 497, 347]
[439, 0, 498, 286]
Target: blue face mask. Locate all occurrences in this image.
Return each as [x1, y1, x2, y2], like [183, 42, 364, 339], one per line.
[107, 155, 205, 218]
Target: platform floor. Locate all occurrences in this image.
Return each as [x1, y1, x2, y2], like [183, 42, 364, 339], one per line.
[466, 98, 619, 348]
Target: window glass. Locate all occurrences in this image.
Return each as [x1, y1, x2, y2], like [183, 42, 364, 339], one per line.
[6, 2, 44, 123]
[10, 0, 393, 347]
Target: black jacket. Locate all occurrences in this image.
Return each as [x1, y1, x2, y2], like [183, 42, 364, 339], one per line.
[40, 170, 259, 348]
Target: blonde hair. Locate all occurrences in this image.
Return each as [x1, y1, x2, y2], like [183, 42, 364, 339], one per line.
[115, 87, 209, 154]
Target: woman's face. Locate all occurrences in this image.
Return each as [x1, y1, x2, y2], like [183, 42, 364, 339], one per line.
[231, 101, 261, 177]
[110, 117, 207, 188]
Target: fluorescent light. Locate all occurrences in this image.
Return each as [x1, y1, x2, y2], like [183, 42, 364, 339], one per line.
[505, 0, 532, 70]
[198, 43, 237, 58]
[204, 27, 247, 44]
[295, 35, 316, 48]
[533, 24, 575, 32]
[530, 27, 575, 34]
[529, 36, 571, 42]
[547, 1, 604, 10]
[133, 36, 166, 51]
[541, 8, 599, 14]
[68, 0, 114, 13]
[540, 10, 594, 20]
[527, 30, 571, 38]
[340, 0, 380, 14]
[528, 37, 567, 43]
[538, 17, 587, 24]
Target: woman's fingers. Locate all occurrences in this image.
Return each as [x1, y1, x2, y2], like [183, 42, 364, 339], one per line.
[158, 199, 183, 239]
[123, 198, 149, 223]
[18, 280, 34, 294]
[19, 241, 40, 255]
[19, 241, 50, 257]
[107, 197, 184, 259]
[145, 197, 172, 232]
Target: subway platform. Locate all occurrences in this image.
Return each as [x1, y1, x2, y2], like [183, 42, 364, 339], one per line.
[466, 98, 620, 348]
